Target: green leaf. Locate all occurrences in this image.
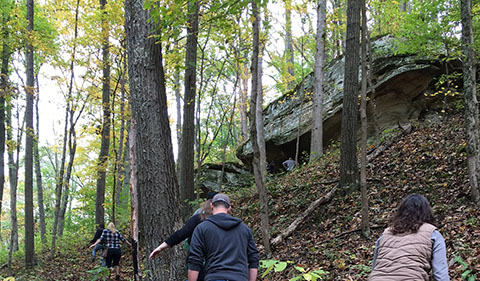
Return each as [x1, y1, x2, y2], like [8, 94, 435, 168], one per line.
[295, 266, 306, 273]
[275, 261, 288, 272]
[462, 270, 472, 279]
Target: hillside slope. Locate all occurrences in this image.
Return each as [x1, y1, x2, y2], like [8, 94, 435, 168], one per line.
[234, 113, 479, 280]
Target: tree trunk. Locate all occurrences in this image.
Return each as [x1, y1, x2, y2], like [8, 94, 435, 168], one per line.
[58, 108, 77, 237]
[125, 0, 186, 278]
[34, 77, 46, 244]
[178, 0, 199, 210]
[284, 0, 295, 92]
[360, 0, 370, 237]
[240, 65, 249, 142]
[366, 29, 379, 146]
[115, 51, 127, 208]
[310, 0, 326, 163]
[0, 27, 9, 241]
[7, 95, 18, 274]
[460, 0, 480, 204]
[295, 90, 305, 164]
[51, 102, 69, 253]
[24, 0, 35, 267]
[95, 0, 111, 226]
[339, 0, 360, 189]
[250, 0, 271, 257]
[128, 119, 141, 280]
[332, 0, 345, 58]
[175, 65, 182, 163]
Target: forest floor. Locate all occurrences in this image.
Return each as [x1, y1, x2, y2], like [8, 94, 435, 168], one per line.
[5, 112, 480, 280]
[235, 113, 480, 280]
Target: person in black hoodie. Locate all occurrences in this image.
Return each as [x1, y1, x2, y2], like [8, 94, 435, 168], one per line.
[90, 223, 106, 266]
[188, 193, 259, 281]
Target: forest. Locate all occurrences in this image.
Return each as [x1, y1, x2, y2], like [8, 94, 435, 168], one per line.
[1, 0, 480, 280]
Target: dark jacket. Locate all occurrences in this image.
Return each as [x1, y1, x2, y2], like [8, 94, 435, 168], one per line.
[90, 228, 104, 244]
[188, 213, 259, 281]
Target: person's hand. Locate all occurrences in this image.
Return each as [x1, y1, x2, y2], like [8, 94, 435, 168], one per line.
[89, 244, 94, 249]
[149, 242, 168, 260]
[149, 247, 162, 260]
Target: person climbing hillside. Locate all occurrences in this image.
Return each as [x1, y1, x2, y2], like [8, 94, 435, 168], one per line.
[90, 223, 106, 266]
[149, 194, 215, 280]
[90, 222, 131, 280]
[282, 157, 297, 172]
[369, 194, 449, 281]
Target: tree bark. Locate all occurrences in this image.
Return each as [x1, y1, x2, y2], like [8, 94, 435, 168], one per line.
[24, 0, 35, 267]
[0, 24, 9, 240]
[34, 76, 46, 244]
[115, 51, 127, 208]
[178, 0, 199, 210]
[51, 101, 69, 254]
[240, 65, 249, 142]
[95, 0, 111, 226]
[339, 0, 360, 188]
[310, 0, 326, 163]
[58, 106, 77, 236]
[7, 90, 19, 274]
[460, 0, 480, 204]
[175, 64, 182, 163]
[360, 0, 370, 237]
[250, 0, 271, 257]
[129, 119, 141, 280]
[125, 0, 186, 278]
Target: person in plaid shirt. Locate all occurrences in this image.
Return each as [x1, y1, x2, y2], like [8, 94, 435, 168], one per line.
[90, 222, 131, 280]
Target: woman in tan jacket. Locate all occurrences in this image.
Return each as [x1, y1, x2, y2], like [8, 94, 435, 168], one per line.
[369, 194, 449, 281]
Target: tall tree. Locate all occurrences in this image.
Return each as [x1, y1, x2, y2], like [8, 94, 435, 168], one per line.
[24, 0, 35, 268]
[0, 7, 9, 238]
[125, 0, 185, 278]
[34, 77, 46, 244]
[178, 0, 199, 212]
[250, 0, 271, 256]
[339, 0, 361, 188]
[359, 0, 370, 236]
[310, 0, 326, 162]
[7, 95, 21, 274]
[95, 0, 111, 226]
[460, 0, 480, 204]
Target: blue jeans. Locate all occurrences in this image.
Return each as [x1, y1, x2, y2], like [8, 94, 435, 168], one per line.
[92, 244, 106, 267]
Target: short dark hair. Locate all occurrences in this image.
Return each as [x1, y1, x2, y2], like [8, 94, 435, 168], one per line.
[389, 194, 435, 235]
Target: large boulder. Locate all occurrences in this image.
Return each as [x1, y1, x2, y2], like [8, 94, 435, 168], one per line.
[197, 162, 254, 193]
[237, 36, 457, 168]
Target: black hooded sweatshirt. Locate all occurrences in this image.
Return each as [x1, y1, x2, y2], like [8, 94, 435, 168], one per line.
[188, 212, 259, 281]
